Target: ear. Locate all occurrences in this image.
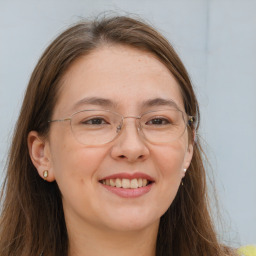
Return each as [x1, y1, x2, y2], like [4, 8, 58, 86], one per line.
[27, 131, 55, 182]
[181, 142, 194, 178]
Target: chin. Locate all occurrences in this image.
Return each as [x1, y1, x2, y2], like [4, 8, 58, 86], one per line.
[107, 220, 158, 232]
[100, 208, 160, 232]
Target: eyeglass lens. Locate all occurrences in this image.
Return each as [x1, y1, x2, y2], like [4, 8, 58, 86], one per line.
[70, 109, 187, 145]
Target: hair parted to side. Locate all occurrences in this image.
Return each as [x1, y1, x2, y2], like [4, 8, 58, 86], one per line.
[0, 15, 236, 256]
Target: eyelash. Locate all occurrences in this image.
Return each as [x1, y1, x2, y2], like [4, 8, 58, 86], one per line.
[145, 117, 171, 125]
[81, 117, 109, 125]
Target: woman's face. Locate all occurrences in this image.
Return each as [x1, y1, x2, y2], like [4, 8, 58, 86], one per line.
[43, 45, 193, 233]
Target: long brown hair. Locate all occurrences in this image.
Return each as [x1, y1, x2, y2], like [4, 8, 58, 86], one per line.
[0, 15, 236, 256]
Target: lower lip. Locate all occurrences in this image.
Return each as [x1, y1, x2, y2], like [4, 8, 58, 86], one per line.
[100, 183, 153, 198]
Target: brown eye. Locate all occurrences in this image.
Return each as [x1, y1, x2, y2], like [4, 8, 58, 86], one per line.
[146, 118, 171, 125]
[81, 118, 109, 125]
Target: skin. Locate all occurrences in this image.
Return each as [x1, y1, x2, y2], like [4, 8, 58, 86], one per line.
[28, 45, 193, 256]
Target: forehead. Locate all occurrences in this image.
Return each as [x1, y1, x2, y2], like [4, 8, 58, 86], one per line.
[54, 45, 184, 117]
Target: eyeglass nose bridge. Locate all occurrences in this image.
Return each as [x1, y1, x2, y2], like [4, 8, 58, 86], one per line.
[116, 115, 142, 135]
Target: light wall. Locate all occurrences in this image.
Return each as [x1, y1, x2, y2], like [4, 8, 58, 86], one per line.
[0, 0, 255, 246]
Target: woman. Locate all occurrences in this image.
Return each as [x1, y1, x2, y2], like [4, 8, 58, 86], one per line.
[0, 15, 242, 256]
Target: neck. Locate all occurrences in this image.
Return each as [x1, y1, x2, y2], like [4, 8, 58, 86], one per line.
[67, 220, 159, 256]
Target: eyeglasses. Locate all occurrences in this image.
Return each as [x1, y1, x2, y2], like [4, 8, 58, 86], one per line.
[48, 109, 194, 146]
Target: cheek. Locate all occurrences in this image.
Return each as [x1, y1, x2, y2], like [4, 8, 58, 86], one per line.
[49, 134, 110, 217]
[151, 140, 187, 206]
[52, 147, 106, 182]
[153, 140, 187, 177]
[49, 127, 107, 184]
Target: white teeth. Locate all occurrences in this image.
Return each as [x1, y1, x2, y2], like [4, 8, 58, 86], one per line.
[138, 178, 142, 187]
[101, 178, 150, 188]
[122, 179, 130, 188]
[130, 178, 138, 189]
[115, 178, 122, 188]
[110, 179, 115, 186]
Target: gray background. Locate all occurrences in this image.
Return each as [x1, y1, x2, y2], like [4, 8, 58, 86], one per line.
[0, 0, 255, 247]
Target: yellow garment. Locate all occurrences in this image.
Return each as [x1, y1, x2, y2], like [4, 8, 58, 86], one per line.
[238, 245, 256, 256]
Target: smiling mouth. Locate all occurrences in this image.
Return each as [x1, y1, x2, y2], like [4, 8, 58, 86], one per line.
[99, 178, 153, 189]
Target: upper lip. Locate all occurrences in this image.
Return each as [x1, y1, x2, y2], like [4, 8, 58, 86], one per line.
[99, 172, 155, 182]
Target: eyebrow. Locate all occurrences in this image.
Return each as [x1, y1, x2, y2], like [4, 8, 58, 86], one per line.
[71, 97, 181, 112]
[142, 98, 181, 110]
[71, 97, 118, 112]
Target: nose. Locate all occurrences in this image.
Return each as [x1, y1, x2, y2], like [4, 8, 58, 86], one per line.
[110, 118, 150, 162]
